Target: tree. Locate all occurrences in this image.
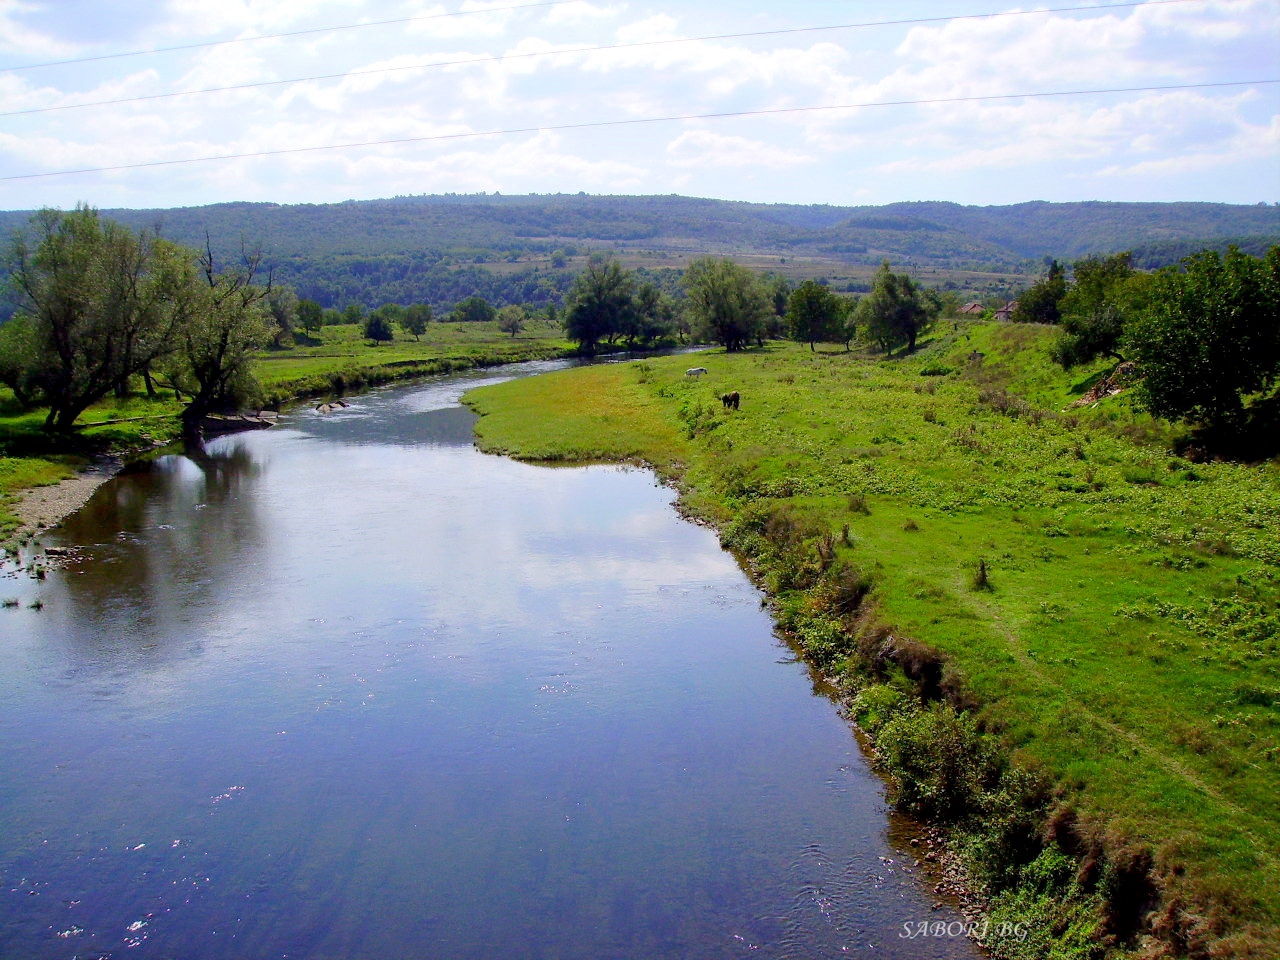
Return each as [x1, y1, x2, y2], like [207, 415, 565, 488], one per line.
[341, 303, 365, 326]
[0, 314, 41, 407]
[1127, 245, 1280, 431]
[564, 258, 635, 354]
[766, 274, 793, 319]
[450, 295, 495, 324]
[4, 206, 193, 431]
[786, 280, 846, 351]
[497, 304, 525, 338]
[297, 298, 324, 335]
[363, 312, 395, 345]
[169, 240, 273, 435]
[682, 257, 769, 352]
[265, 284, 299, 347]
[400, 303, 432, 340]
[1050, 305, 1129, 370]
[1011, 260, 1067, 324]
[1050, 253, 1147, 369]
[854, 261, 938, 354]
[633, 282, 677, 347]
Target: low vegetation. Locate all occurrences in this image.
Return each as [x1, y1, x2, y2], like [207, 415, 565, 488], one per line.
[466, 324, 1280, 958]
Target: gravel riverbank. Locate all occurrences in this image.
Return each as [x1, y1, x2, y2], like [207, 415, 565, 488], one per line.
[8, 457, 123, 540]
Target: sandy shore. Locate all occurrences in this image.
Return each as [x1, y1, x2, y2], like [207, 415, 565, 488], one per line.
[8, 457, 123, 540]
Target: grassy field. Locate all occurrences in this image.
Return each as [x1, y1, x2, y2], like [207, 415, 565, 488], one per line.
[254, 319, 575, 401]
[465, 322, 1280, 958]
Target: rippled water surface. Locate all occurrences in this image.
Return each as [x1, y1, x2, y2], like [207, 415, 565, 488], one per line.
[0, 362, 976, 959]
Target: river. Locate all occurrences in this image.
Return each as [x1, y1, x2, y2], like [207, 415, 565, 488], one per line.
[0, 360, 977, 959]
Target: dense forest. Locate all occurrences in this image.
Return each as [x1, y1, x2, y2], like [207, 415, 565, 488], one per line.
[2, 195, 1275, 316]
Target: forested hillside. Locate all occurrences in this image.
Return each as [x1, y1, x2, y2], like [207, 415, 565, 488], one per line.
[2, 195, 1276, 313]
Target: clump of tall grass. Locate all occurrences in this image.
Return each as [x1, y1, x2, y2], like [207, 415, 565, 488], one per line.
[846, 492, 871, 515]
[972, 558, 993, 591]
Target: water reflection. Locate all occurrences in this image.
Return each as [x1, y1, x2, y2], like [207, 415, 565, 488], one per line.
[38, 441, 266, 672]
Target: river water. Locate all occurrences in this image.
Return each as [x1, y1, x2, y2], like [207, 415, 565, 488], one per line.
[0, 361, 977, 959]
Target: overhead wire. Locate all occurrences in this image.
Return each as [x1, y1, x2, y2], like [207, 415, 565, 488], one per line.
[0, 0, 1207, 119]
[0, 0, 591, 73]
[3, 79, 1273, 183]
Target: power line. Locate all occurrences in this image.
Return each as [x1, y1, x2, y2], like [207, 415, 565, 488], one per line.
[0, 0, 1206, 119]
[0, 0, 590, 73]
[3, 79, 1272, 183]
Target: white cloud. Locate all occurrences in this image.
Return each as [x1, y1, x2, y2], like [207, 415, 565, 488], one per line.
[666, 129, 811, 169]
[0, 0, 1275, 208]
[546, 1, 619, 27]
[0, 0, 72, 57]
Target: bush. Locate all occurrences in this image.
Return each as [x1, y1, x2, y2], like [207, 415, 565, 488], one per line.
[877, 702, 998, 820]
[809, 560, 876, 620]
[852, 683, 906, 733]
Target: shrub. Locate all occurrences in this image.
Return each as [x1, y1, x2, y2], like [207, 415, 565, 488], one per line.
[809, 560, 876, 620]
[852, 683, 906, 733]
[846, 492, 871, 515]
[877, 702, 998, 820]
[973, 557, 993, 591]
[792, 615, 853, 670]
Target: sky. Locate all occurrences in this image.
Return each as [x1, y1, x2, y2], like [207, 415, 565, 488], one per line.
[0, 0, 1277, 211]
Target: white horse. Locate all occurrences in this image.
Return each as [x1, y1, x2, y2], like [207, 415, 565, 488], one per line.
[686, 367, 708, 378]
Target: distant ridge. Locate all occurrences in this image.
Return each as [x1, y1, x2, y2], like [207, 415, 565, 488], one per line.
[1, 195, 1275, 312]
[2, 195, 1274, 265]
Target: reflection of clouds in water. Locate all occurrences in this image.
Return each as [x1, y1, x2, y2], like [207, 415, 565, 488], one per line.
[181, 448, 754, 663]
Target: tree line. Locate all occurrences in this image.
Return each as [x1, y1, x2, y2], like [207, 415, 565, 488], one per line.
[1012, 245, 1280, 440]
[562, 256, 940, 356]
[8, 205, 1268, 448]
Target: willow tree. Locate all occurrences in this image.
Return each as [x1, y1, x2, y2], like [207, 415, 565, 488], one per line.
[564, 257, 635, 354]
[682, 257, 769, 352]
[3, 206, 194, 430]
[168, 241, 273, 434]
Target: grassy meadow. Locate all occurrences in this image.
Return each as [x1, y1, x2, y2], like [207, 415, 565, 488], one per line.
[465, 322, 1280, 957]
[254, 319, 575, 402]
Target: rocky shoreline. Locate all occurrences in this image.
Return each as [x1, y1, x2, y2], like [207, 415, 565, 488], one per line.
[7, 457, 123, 540]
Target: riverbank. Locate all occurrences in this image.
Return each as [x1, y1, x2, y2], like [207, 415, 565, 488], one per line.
[464, 324, 1280, 959]
[4, 456, 123, 540]
[0, 322, 584, 542]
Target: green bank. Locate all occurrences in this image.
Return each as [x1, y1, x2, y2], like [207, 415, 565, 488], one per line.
[465, 323, 1280, 959]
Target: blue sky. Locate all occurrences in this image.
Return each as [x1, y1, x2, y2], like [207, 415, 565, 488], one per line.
[0, 0, 1276, 210]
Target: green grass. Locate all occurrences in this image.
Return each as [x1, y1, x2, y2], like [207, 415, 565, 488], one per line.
[0, 454, 77, 538]
[256, 320, 575, 401]
[465, 322, 1280, 957]
[0, 390, 187, 539]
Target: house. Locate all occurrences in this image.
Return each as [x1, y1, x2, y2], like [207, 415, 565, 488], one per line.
[959, 301, 985, 315]
[994, 300, 1018, 321]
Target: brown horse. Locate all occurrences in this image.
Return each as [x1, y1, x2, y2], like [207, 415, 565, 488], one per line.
[721, 391, 740, 410]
